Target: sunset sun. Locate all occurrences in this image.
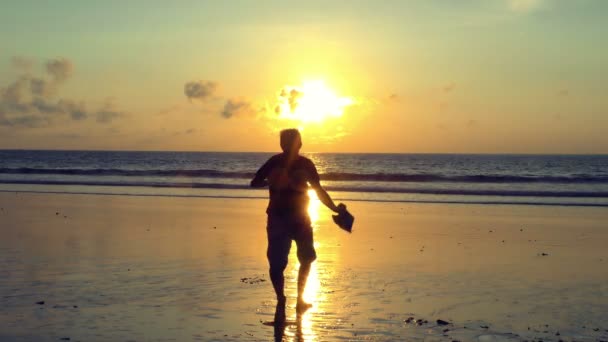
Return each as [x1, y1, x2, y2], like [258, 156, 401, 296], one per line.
[275, 80, 353, 125]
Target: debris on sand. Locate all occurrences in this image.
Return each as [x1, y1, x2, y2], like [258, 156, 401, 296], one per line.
[404, 316, 429, 326]
[437, 319, 451, 326]
[240, 276, 266, 285]
[539, 252, 549, 256]
[416, 319, 428, 326]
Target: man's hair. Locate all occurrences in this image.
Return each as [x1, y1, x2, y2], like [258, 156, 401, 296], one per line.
[280, 128, 302, 153]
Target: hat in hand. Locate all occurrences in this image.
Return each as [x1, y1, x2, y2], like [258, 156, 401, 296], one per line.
[332, 204, 354, 233]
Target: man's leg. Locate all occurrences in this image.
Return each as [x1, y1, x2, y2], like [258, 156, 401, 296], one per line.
[296, 261, 312, 312]
[295, 223, 317, 314]
[267, 216, 291, 323]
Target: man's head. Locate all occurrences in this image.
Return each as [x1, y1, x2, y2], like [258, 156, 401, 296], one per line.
[280, 128, 302, 154]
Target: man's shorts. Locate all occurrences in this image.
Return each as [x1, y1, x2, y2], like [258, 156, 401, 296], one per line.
[266, 214, 317, 269]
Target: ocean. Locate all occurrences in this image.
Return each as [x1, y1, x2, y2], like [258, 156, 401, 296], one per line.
[0, 150, 607, 207]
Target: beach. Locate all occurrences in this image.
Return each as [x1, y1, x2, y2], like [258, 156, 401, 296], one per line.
[1, 192, 608, 341]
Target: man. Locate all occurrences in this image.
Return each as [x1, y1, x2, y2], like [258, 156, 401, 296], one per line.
[250, 128, 344, 324]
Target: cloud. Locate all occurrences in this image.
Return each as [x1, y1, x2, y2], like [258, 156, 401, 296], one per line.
[59, 100, 88, 120]
[96, 111, 121, 123]
[30, 97, 61, 114]
[0, 114, 50, 128]
[184, 80, 217, 101]
[0, 56, 124, 127]
[507, 0, 545, 12]
[2, 76, 29, 106]
[45, 58, 73, 83]
[11, 56, 34, 70]
[95, 103, 124, 124]
[221, 98, 256, 119]
[29, 77, 54, 97]
[277, 87, 302, 113]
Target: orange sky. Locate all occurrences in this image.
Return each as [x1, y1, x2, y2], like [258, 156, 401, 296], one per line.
[1, 1, 607, 153]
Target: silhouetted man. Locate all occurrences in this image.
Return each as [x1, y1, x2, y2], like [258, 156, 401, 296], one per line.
[250, 128, 343, 324]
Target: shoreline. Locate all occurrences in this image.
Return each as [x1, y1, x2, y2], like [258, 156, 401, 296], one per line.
[1, 187, 607, 208]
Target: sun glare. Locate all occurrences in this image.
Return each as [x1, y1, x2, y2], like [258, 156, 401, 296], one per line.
[276, 80, 353, 125]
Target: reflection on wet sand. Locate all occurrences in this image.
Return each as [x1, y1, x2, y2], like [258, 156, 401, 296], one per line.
[273, 310, 318, 342]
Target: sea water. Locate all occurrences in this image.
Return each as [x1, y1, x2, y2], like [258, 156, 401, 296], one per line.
[0, 150, 607, 206]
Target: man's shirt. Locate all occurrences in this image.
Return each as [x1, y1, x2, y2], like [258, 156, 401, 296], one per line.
[253, 153, 320, 217]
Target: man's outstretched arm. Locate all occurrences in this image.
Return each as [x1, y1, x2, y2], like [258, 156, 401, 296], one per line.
[307, 160, 341, 212]
[311, 182, 341, 213]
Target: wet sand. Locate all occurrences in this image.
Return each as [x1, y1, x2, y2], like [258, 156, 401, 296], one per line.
[1, 192, 607, 341]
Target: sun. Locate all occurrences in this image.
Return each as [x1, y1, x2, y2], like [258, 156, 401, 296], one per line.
[275, 80, 353, 125]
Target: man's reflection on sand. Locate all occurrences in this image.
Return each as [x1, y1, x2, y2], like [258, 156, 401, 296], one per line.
[272, 311, 312, 342]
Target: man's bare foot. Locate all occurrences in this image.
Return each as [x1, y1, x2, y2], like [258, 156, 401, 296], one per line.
[296, 298, 312, 314]
[274, 296, 286, 324]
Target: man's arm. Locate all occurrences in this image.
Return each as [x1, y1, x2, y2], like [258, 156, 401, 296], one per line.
[250, 158, 272, 188]
[307, 160, 341, 213]
[310, 181, 341, 213]
[250, 176, 268, 188]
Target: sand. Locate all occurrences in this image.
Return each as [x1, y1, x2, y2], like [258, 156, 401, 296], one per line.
[1, 192, 607, 341]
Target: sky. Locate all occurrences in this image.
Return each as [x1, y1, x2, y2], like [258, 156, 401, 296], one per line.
[1, 0, 607, 153]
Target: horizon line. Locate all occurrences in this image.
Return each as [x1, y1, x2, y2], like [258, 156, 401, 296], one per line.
[0, 148, 607, 156]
